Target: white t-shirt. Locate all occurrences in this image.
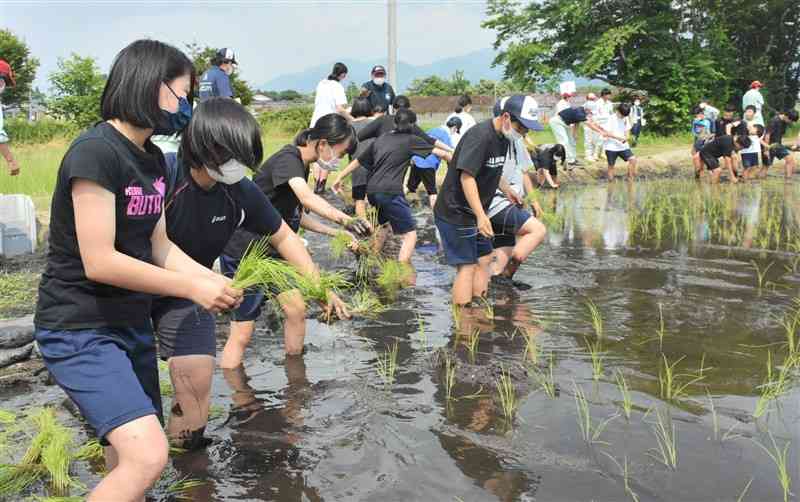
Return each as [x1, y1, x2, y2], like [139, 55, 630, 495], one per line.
[488, 137, 533, 218]
[741, 119, 762, 155]
[446, 111, 477, 146]
[583, 100, 599, 122]
[604, 115, 630, 152]
[311, 79, 347, 127]
[555, 99, 570, 114]
[594, 98, 614, 125]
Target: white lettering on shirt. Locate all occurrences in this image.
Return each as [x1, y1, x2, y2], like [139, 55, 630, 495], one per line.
[211, 215, 227, 224]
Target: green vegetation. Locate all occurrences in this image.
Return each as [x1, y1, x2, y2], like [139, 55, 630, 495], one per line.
[573, 382, 615, 445]
[658, 354, 704, 402]
[754, 352, 794, 419]
[614, 369, 633, 419]
[531, 352, 557, 399]
[347, 288, 386, 319]
[375, 341, 399, 387]
[443, 353, 457, 403]
[495, 366, 518, 423]
[375, 260, 413, 295]
[753, 434, 791, 502]
[648, 408, 678, 469]
[0, 271, 39, 319]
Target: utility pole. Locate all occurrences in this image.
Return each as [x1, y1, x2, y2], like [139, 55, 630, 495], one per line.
[387, 0, 398, 90]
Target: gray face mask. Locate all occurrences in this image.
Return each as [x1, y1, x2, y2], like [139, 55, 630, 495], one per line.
[206, 159, 247, 185]
[317, 144, 341, 171]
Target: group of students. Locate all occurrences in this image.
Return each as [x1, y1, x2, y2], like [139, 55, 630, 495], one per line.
[691, 96, 800, 183]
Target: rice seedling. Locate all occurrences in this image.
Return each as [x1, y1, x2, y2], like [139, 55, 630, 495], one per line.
[655, 303, 666, 351]
[451, 303, 462, 330]
[531, 352, 557, 398]
[74, 439, 104, 462]
[443, 353, 457, 402]
[158, 360, 174, 397]
[586, 299, 604, 339]
[647, 408, 678, 469]
[753, 433, 791, 502]
[0, 464, 46, 497]
[416, 315, 429, 353]
[601, 453, 640, 502]
[0, 410, 15, 425]
[736, 478, 754, 502]
[573, 382, 615, 445]
[477, 296, 494, 320]
[521, 327, 539, 365]
[375, 341, 399, 387]
[495, 366, 518, 422]
[41, 424, 75, 493]
[778, 301, 800, 356]
[751, 260, 774, 295]
[348, 288, 386, 318]
[208, 405, 226, 420]
[585, 337, 604, 381]
[376, 259, 413, 294]
[658, 354, 704, 402]
[615, 369, 633, 419]
[754, 351, 794, 418]
[27, 496, 84, 502]
[166, 476, 206, 500]
[231, 237, 272, 289]
[463, 328, 480, 363]
[330, 231, 354, 260]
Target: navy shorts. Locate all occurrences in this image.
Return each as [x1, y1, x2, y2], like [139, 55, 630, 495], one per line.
[152, 297, 216, 359]
[368, 192, 416, 235]
[352, 184, 367, 202]
[700, 152, 722, 171]
[606, 149, 634, 166]
[491, 205, 532, 249]
[764, 145, 792, 166]
[35, 326, 162, 443]
[219, 254, 268, 322]
[435, 215, 493, 266]
[407, 166, 438, 195]
[741, 152, 760, 168]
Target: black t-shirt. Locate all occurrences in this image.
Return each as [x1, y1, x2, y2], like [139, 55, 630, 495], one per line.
[162, 154, 283, 269]
[714, 117, 740, 138]
[351, 120, 374, 187]
[361, 81, 396, 112]
[767, 117, 787, 144]
[357, 115, 436, 146]
[558, 107, 588, 125]
[701, 135, 735, 158]
[434, 119, 509, 226]
[533, 144, 560, 170]
[35, 122, 166, 329]
[224, 144, 307, 260]
[359, 132, 435, 195]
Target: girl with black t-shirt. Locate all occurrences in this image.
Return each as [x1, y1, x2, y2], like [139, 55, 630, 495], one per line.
[333, 109, 452, 264]
[153, 98, 349, 449]
[339, 96, 376, 218]
[219, 113, 371, 369]
[33, 40, 241, 500]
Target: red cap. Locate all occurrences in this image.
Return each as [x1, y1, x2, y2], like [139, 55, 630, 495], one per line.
[0, 60, 15, 87]
[751, 80, 763, 89]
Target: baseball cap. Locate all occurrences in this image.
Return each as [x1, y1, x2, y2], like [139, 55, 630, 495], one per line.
[751, 80, 763, 89]
[0, 60, 15, 86]
[587, 92, 597, 100]
[493, 95, 544, 131]
[216, 48, 237, 65]
[371, 65, 387, 77]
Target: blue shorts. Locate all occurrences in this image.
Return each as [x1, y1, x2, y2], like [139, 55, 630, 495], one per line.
[35, 326, 162, 443]
[152, 297, 216, 359]
[219, 254, 268, 322]
[491, 205, 532, 249]
[435, 215, 493, 266]
[606, 149, 634, 165]
[368, 193, 416, 235]
[741, 152, 760, 168]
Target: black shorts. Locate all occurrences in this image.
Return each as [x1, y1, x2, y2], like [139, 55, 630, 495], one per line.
[700, 152, 722, 171]
[741, 152, 759, 168]
[352, 184, 367, 201]
[606, 149, 634, 166]
[764, 145, 792, 166]
[406, 166, 437, 195]
[152, 297, 216, 360]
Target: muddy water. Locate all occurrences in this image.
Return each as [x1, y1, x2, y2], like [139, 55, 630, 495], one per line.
[7, 179, 800, 501]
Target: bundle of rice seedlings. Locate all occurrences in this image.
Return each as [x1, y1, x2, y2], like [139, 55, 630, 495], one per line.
[165, 476, 206, 500]
[231, 237, 272, 289]
[330, 231, 353, 260]
[73, 439, 103, 463]
[348, 288, 386, 318]
[297, 270, 351, 303]
[376, 260, 413, 293]
[41, 426, 74, 493]
[0, 410, 15, 425]
[0, 464, 46, 496]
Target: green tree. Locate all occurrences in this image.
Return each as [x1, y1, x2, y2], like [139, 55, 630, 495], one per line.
[484, 0, 726, 133]
[0, 29, 40, 106]
[345, 81, 360, 102]
[184, 42, 254, 106]
[449, 70, 472, 96]
[48, 54, 105, 129]
[406, 75, 452, 96]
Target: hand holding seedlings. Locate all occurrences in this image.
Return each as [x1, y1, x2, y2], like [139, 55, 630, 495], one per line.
[191, 275, 243, 313]
[321, 290, 351, 323]
[344, 217, 373, 238]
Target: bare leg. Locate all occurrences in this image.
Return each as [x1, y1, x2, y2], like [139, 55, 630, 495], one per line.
[627, 158, 638, 180]
[502, 217, 546, 279]
[372, 224, 390, 256]
[428, 194, 437, 211]
[710, 167, 722, 184]
[473, 254, 493, 298]
[278, 290, 307, 354]
[453, 264, 476, 306]
[355, 200, 367, 219]
[220, 320, 255, 369]
[785, 157, 795, 179]
[398, 230, 417, 264]
[91, 415, 168, 502]
[491, 247, 513, 276]
[167, 355, 214, 448]
[607, 165, 615, 180]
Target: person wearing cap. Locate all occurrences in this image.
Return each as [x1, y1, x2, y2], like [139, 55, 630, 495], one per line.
[0, 60, 19, 176]
[583, 93, 601, 162]
[198, 48, 236, 102]
[743, 81, 765, 126]
[433, 94, 535, 308]
[361, 65, 396, 115]
[486, 96, 547, 287]
[405, 115, 461, 210]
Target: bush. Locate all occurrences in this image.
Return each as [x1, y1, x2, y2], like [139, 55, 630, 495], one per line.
[257, 106, 313, 135]
[5, 117, 80, 144]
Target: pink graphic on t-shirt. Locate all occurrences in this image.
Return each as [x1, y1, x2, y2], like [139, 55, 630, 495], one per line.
[153, 177, 166, 197]
[125, 179, 163, 217]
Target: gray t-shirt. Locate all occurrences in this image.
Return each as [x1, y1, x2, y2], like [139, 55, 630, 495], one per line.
[488, 137, 533, 218]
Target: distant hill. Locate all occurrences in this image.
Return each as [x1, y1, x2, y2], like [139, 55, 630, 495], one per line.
[260, 48, 604, 93]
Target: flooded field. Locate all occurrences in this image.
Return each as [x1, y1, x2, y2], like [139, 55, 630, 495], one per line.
[6, 179, 800, 501]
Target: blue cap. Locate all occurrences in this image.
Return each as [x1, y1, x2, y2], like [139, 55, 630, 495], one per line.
[493, 95, 544, 131]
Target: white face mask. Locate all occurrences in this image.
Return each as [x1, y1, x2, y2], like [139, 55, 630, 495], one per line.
[206, 159, 247, 185]
[317, 144, 341, 171]
[223, 64, 234, 76]
[502, 118, 523, 142]
[373, 77, 386, 87]
[634, 100, 641, 106]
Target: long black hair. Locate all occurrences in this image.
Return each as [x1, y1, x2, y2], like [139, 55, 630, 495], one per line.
[295, 113, 356, 156]
[328, 62, 348, 81]
[393, 108, 417, 134]
[180, 97, 263, 173]
[351, 97, 373, 119]
[393, 95, 411, 110]
[551, 144, 567, 167]
[101, 39, 195, 130]
[455, 94, 472, 113]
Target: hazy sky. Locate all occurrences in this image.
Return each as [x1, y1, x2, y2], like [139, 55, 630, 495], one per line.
[4, 0, 496, 89]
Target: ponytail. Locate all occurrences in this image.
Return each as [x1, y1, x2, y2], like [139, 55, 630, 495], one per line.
[455, 94, 472, 114]
[294, 113, 357, 154]
[328, 62, 348, 81]
[294, 128, 313, 147]
[394, 108, 417, 134]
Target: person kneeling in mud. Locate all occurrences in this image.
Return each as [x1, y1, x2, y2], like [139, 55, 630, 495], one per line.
[697, 133, 751, 184]
[333, 108, 452, 267]
[529, 142, 565, 189]
[153, 99, 351, 449]
[487, 97, 547, 289]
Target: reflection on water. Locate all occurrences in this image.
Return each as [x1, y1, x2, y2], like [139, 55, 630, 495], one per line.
[41, 179, 795, 501]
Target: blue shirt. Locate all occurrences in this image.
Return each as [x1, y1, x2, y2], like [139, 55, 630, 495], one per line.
[692, 118, 711, 138]
[411, 127, 452, 169]
[198, 66, 234, 101]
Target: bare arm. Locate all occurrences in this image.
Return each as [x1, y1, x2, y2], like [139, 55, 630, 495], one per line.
[151, 214, 215, 278]
[336, 104, 355, 123]
[433, 147, 453, 163]
[0, 144, 18, 175]
[333, 158, 361, 188]
[435, 140, 454, 153]
[288, 177, 350, 226]
[300, 212, 340, 236]
[461, 171, 493, 238]
[584, 119, 609, 136]
[72, 179, 239, 311]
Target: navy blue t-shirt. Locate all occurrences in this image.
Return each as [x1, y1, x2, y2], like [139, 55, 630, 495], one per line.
[198, 66, 234, 101]
[558, 107, 588, 125]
